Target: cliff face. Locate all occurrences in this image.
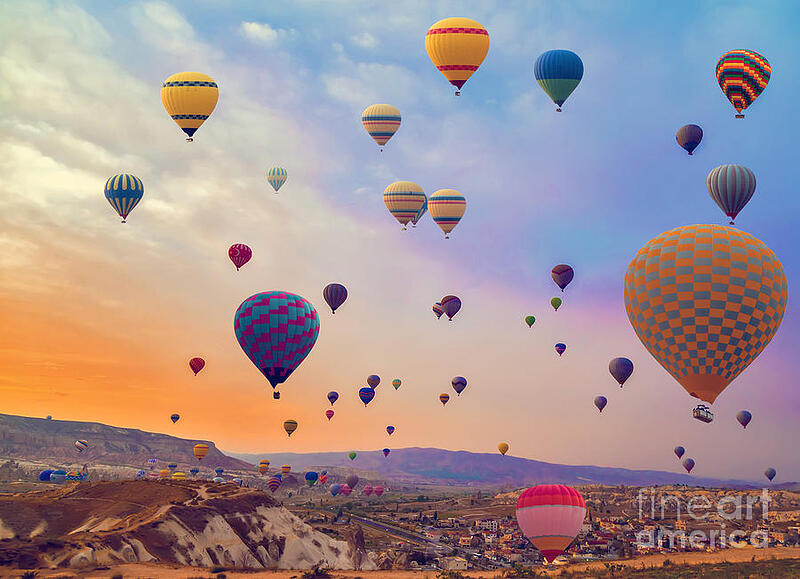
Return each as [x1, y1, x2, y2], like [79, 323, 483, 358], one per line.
[0, 480, 376, 571]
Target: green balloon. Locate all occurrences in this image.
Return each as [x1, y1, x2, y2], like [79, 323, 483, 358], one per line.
[525, 315, 536, 328]
[550, 297, 562, 311]
[348, 452, 357, 461]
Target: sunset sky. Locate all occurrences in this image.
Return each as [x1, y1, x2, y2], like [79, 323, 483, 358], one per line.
[1, 1, 798, 481]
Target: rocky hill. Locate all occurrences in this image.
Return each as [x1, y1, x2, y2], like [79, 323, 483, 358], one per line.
[0, 413, 251, 471]
[0, 480, 375, 571]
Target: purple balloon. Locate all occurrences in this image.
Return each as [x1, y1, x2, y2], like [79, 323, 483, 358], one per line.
[551, 264, 574, 291]
[451, 376, 467, 396]
[609, 357, 634, 387]
[594, 396, 607, 413]
[359, 386, 375, 406]
[674, 446, 685, 459]
[323, 283, 348, 314]
[441, 295, 461, 320]
[736, 410, 752, 429]
[555, 343, 567, 356]
[676, 124, 703, 155]
[682, 458, 695, 473]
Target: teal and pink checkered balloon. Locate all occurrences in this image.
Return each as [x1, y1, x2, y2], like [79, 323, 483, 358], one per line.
[234, 291, 320, 389]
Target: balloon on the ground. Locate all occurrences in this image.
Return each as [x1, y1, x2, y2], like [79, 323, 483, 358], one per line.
[441, 295, 462, 320]
[215, 468, 224, 475]
[555, 343, 566, 356]
[765, 467, 776, 481]
[425, 17, 489, 95]
[515, 484, 586, 563]
[451, 376, 467, 396]
[384, 181, 426, 230]
[325, 409, 334, 421]
[283, 419, 298, 437]
[383, 448, 390, 457]
[736, 410, 752, 429]
[363, 484, 373, 496]
[362, 104, 401, 148]
[234, 291, 320, 390]
[359, 387, 375, 406]
[429, 190, 466, 238]
[716, 50, 770, 118]
[498, 442, 509, 456]
[525, 315, 536, 328]
[609, 358, 634, 387]
[104, 174, 144, 223]
[674, 446, 685, 459]
[624, 225, 787, 405]
[706, 164, 756, 225]
[439, 393, 450, 406]
[193, 443, 209, 461]
[683, 458, 695, 473]
[39, 469, 54, 482]
[340, 484, 352, 495]
[594, 396, 607, 413]
[330, 483, 341, 496]
[551, 264, 574, 291]
[267, 166, 288, 192]
[305, 471, 318, 487]
[190, 467, 199, 475]
[550, 297, 562, 311]
[228, 244, 252, 271]
[50, 470, 67, 484]
[392, 379, 401, 390]
[534, 50, 583, 111]
[323, 283, 348, 314]
[346, 474, 359, 489]
[170, 413, 180, 424]
[367, 375, 381, 389]
[161, 72, 218, 141]
[189, 357, 205, 376]
[374, 485, 384, 497]
[676, 124, 703, 155]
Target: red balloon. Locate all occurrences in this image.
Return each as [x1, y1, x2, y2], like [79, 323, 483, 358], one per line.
[189, 357, 205, 375]
[228, 244, 252, 271]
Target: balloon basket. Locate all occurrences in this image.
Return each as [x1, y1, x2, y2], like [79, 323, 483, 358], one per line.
[556, 108, 562, 112]
[186, 137, 194, 142]
[454, 91, 461, 96]
[735, 114, 744, 119]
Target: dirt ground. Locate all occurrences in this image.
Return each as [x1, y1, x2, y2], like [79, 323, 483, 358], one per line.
[2, 546, 799, 578]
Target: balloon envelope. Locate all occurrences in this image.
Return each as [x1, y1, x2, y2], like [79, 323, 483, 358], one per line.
[765, 467, 776, 481]
[386, 426, 395, 435]
[451, 376, 467, 395]
[75, 440, 88, 452]
[706, 164, 756, 224]
[516, 485, 586, 562]
[346, 474, 359, 488]
[534, 50, 583, 110]
[525, 315, 536, 328]
[676, 124, 703, 155]
[374, 486, 384, 497]
[161, 72, 218, 140]
[432, 302, 444, 319]
[362, 104, 401, 147]
[284, 419, 298, 437]
[498, 442, 509, 456]
[425, 17, 489, 94]
[323, 283, 348, 314]
[104, 174, 143, 222]
[736, 410, 752, 429]
[50, 470, 66, 484]
[674, 446, 685, 459]
[359, 387, 375, 406]
[305, 471, 319, 486]
[683, 458, 695, 473]
[363, 485, 373, 496]
[609, 358, 634, 387]
[170, 413, 180, 424]
[39, 469, 54, 482]
[281, 465, 291, 474]
[392, 379, 401, 390]
[330, 483, 341, 496]
[267, 166, 288, 192]
[228, 244, 252, 270]
[383, 448, 390, 457]
[327, 391, 339, 405]
[325, 409, 334, 421]
[189, 357, 205, 375]
[348, 452, 357, 461]
[234, 291, 320, 389]
[439, 393, 450, 406]
[594, 396, 607, 413]
[716, 50, 770, 116]
[367, 375, 381, 389]
[551, 264, 574, 291]
[384, 181, 425, 228]
[429, 190, 466, 238]
[624, 225, 787, 405]
[193, 443, 209, 460]
[550, 297, 562, 311]
[555, 343, 566, 356]
[441, 295, 462, 320]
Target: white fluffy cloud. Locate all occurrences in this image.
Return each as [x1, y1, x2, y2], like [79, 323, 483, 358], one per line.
[239, 21, 293, 47]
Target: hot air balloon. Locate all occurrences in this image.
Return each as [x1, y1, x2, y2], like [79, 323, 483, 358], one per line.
[323, 283, 348, 314]
[327, 391, 339, 405]
[234, 291, 320, 390]
[104, 174, 144, 223]
[441, 295, 462, 320]
[425, 17, 489, 95]
[267, 476, 282, 492]
[136, 469, 146, 479]
[215, 467, 224, 476]
[362, 104, 401, 149]
[193, 443, 209, 461]
[167, 463, 177, 473]
[411, 195, 428, 227]
[348, 452, 357, 461]
[359, 387, 375, 406]
[266, 166, 288, 192]
[674, 446, 685, 459]
[330, 483, 341, 497]
[716, 50, 770, 118]
[451, 376, 467, 396]
[189, 357, 205, 376]
[764, 467, 776, 481]
[525, 315, 536, 328]
[609, 358, 634, 387]
[555, 343, 566, 356]
[386, 425, 395, 436]
[534, 50, 583, 112]
[383, 448, 390, 457]
[161, 72, 218, 141]
[75, 440, 88, 453]
[498, 442, 509, 456]
[384, 181, 426, 230]
[325, 409, 334, 421]
[170, 413, 180, 424]
[516, 485, 586, 563]
[676, 124, 703, 155]
[346, 474, 359, 488]
[624, 225, 787, 405]
[281, 465, 291, 475]
[706, 164, 756, 225]
[172, 471, 186, 480]
[50, 470, 67, 484]
[340, 484, 352, 496]
[39, 469, 54, 482]
[367, 375, 381, 389]
[190, 467, 199, 476]
[305, 471, 319, 487]
[392, 379, 401, 390]
[551, 264, 574, 292]
[284, 419, 298, 437]
[228, 244, 252, 271]
[374, 485, 385, 497]
[212, 476, 224, 483]
[550, 297, 562, 311]
[258, 463, 269, 475]
[319, 473, 328, 485]
[736, 410, 752, 429]
[363, 484, 373, 496]
[439, 393, 450, 406]
[683, 458, 695, 473]
[429, 189, 466, 238]
[147, 458, 157, 469]
[432, 302, 444, 319]
[594, 396, 607, 413]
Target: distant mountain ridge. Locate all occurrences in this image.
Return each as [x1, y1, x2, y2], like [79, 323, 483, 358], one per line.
[228, 447, 763, 488]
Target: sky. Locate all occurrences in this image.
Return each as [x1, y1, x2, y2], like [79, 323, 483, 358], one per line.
[1, 0, 799, 481]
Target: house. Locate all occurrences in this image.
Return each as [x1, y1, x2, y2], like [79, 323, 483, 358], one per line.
[477, 519, 499, 532]
[442, 557, 468, 571]
[459, 534, 483, 548]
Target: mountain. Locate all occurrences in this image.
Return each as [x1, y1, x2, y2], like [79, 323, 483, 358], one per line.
[0, 479, 375, 571]
[228, 447, 758, 488]
[0, 413, 250, 471]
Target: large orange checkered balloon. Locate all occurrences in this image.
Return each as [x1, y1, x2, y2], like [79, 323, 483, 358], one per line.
[624, 225, 787, 404]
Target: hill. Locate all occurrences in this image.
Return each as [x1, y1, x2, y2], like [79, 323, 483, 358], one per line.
[0, 479, 374, 571]
[0, 413, 250, 471]
[229, 447, 758, 488]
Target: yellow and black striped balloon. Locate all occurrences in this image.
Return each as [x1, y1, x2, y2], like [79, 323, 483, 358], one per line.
[161, 72, 219, 141]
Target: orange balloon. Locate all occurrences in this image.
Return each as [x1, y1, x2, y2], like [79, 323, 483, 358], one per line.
[425, 17, 489, 95]
[193, 443, 210, 461]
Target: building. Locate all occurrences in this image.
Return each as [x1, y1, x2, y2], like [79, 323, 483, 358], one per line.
[442, 557, 468, 571]
[477, 519, 499, 533]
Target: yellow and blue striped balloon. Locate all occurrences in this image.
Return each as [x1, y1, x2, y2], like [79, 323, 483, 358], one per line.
[429, 189, 466, 238]
[267, 166, 288, 192]
[362, 104, 401, 149]
[104, 174, 144, 223]
[383, 181, 426, 230]
[161, 72, 219, 142]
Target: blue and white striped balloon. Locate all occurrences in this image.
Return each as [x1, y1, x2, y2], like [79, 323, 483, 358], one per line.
[706, 164, 756, 225]
[267, 166, 288, 192]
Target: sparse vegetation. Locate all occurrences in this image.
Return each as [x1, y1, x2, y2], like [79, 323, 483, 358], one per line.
[301, 563, 333, 578]
[20, 572, 37, 579]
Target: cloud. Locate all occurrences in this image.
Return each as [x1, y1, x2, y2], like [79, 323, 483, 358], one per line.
[350, 31, 377, 49]
[239, 21, 293, 48]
